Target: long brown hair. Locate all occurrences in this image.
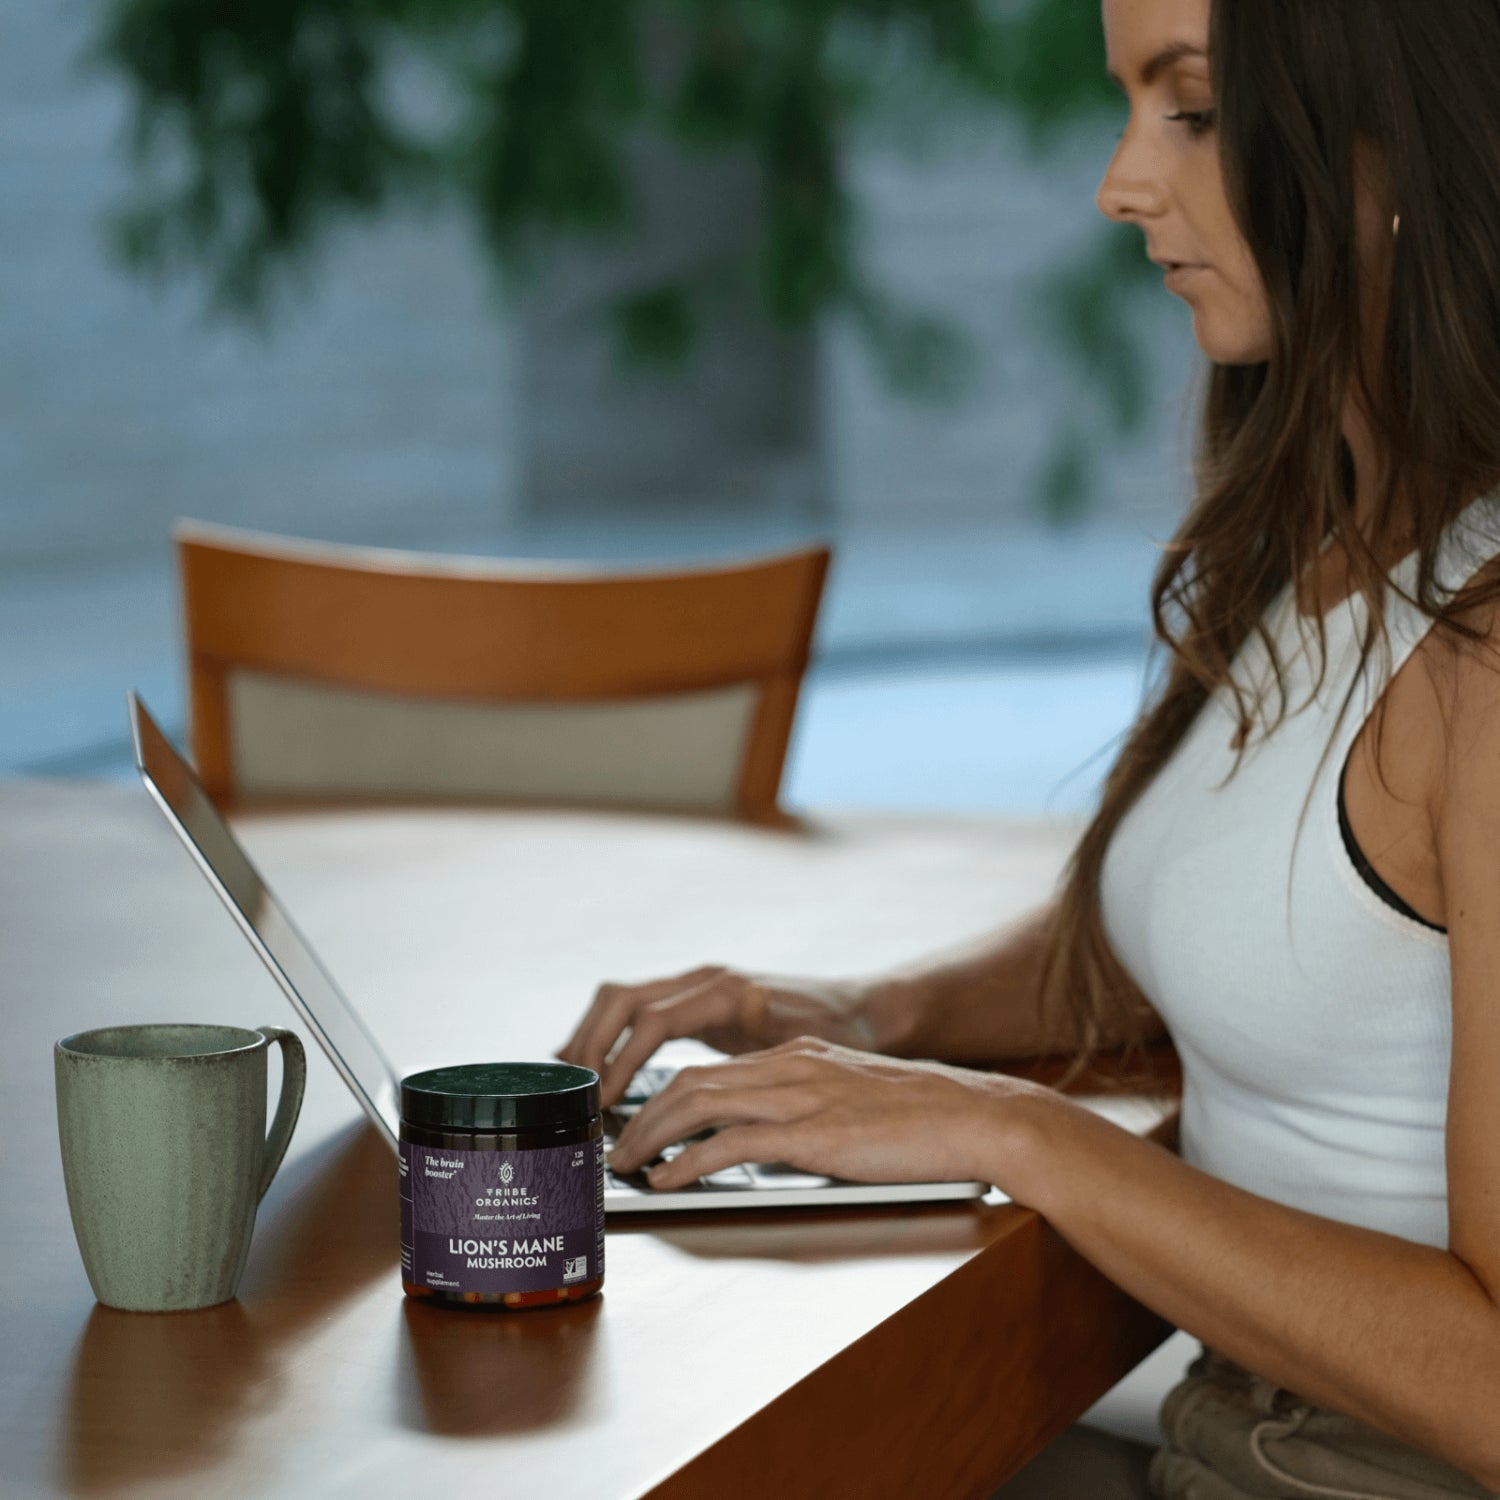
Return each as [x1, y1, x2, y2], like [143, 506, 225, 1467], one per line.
[1040, 0, 1500, 1073]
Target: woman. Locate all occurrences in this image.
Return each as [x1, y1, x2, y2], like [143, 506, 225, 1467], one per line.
[558, 0, 1500, 1493]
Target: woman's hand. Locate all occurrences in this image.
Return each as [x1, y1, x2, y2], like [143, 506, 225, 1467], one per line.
[605, 1034, 1051, 1191]
[555, 965, 887, 1109]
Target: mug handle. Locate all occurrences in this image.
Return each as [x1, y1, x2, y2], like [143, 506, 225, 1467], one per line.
[255, 1026, 307, 1202]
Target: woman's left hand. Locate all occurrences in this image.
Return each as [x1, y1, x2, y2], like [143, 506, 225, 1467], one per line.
[606, 1035, 1049, 1191]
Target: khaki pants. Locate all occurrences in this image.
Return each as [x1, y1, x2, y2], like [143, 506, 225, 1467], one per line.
[993, 1348, 1494, 1499]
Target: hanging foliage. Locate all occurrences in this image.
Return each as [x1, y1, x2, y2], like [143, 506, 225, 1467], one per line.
[93, 0, 1159, 514]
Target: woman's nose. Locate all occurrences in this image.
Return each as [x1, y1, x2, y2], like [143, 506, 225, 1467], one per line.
[1096, 138, 1166, 224]
[1097, 174, 1166, 223]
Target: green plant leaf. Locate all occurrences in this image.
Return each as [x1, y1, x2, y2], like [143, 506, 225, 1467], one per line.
[609, 282, 698, 364]
[91, 0, 1159, 518]
[1039, 427, 1093, 524]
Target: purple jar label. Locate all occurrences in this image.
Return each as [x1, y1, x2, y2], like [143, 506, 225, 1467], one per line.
[400, 1137, 604, 1296]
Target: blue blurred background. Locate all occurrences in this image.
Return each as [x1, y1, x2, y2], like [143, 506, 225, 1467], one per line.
[2, 1, 1204, 815]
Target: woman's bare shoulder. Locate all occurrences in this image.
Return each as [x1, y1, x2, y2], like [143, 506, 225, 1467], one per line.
[1409, 553, 1500, 854]
[1410, 553, 1500, 736]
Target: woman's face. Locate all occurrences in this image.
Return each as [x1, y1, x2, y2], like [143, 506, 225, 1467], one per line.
[1097, 0, 1273, 365]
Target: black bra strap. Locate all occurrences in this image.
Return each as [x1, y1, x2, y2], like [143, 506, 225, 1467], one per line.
[1336, 765, 1446, 934]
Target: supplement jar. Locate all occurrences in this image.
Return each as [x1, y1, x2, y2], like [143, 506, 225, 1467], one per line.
[399, 1061, 605, 1309]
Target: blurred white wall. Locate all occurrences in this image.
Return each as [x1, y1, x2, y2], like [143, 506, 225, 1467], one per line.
[2, 6, 1199, 573]
[2, 6, 518, 570]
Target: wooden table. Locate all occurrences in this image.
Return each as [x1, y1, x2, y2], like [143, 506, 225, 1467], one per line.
[0, 780, 1175, 1500]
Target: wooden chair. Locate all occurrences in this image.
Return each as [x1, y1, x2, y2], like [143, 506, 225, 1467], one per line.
[175, 521, 830, 826]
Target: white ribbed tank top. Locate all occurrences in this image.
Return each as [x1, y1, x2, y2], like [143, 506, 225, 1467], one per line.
[1100, 494, 1500, 1249]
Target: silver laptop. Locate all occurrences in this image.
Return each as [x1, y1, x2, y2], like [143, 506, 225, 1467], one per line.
[128, 692, 989, 1214]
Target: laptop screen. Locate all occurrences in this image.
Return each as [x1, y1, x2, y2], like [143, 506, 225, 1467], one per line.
[128, 693, 401, 1150]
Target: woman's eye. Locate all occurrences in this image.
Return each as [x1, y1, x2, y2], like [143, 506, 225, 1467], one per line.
[1165, 108, 1218, 137]
[1114, 104, 1217, 143]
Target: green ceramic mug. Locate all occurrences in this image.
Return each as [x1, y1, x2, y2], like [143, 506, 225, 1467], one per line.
[54, 1023, 306, 1312]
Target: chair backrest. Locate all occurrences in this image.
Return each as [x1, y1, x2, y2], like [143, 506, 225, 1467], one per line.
[175, 521, 830, 825]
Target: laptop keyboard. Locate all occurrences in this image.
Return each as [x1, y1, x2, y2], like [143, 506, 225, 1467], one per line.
[620, 1063, 676, 1106]
[606, 1063, 755, 1192]
[603, 1066, 891, 1198]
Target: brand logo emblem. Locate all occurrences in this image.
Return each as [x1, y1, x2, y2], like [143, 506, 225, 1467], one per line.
[499, 1162, 514, 1185]
[564, 1256, 587, 1282]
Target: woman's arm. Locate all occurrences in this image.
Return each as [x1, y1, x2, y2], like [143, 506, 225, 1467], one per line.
[865, 897, 1167, 1062]
[562, 896, 1165, 1104]
[612, 601, 1500, 1485]
[610, 628, 1500, 1485]
[977, 609, 1500, 1489]
[614, 989, 1500, 1488]
[992, 1096, 1500, 1488]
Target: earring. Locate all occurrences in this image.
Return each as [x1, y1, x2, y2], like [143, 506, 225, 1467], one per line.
[1393, 213, 1401, 237]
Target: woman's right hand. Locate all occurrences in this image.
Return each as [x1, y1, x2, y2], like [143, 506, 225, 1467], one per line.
[554, 965, 886, 1109]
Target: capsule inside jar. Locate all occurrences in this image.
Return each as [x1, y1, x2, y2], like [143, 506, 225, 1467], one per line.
[398, 1061, 605, 1310]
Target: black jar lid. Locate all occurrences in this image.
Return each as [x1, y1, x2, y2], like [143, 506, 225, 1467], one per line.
[400, 1061, 600, 1132]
